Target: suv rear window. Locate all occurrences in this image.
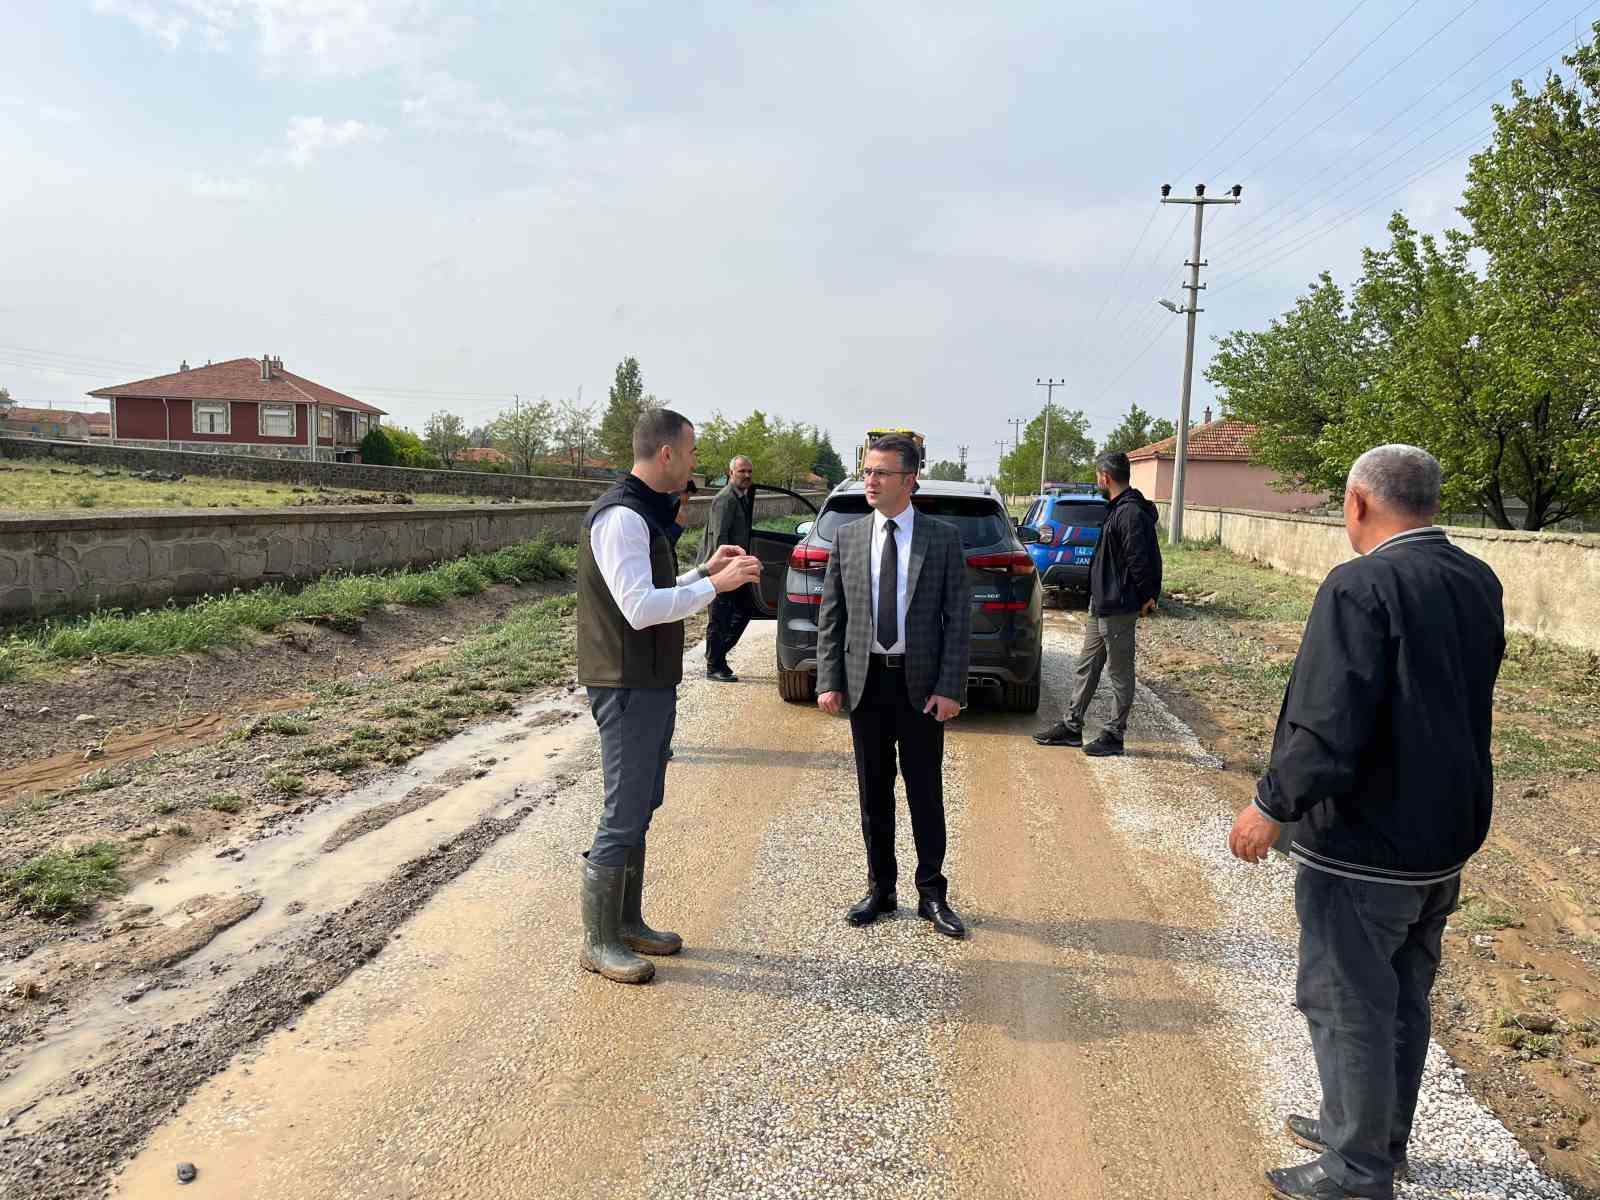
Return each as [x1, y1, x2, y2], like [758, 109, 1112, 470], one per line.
[816, 495, 1010, 548]
[1048, 500, 1108, 526]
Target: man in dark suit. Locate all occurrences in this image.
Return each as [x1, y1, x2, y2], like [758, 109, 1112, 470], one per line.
[699, 456, 756, 682]
[815, 435, 972, 939]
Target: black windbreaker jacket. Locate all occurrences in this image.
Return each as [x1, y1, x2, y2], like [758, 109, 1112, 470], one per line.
[1089, 487, 1163, 616]
[1254, 527, 1506, 885]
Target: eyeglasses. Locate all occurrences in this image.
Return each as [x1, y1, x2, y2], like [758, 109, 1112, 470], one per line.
[861, 468, 912, 480]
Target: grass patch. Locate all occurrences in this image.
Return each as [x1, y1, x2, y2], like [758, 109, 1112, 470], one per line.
[444, 593, 578, 687]
[1, 537, 573, 669]
[1, 842, 124, 919]
[1456, 893, 1524, 934]
[1493, 723, 1596, 780]
[205, 794, 243, 814]
[266, 771, 305, 796]
[152, 799, 179, 815]
[1159, 541, 1317, 623]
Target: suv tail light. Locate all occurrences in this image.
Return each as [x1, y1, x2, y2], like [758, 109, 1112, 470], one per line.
[966, 551, 1035, 576]
[980, 600, 1029, 612]
[789, 544, 830, 572]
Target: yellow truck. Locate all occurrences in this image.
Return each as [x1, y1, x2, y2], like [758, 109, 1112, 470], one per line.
[855, 428, 927, 475]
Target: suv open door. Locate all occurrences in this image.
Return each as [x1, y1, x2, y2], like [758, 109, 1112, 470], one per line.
[744, 484, 819, 618]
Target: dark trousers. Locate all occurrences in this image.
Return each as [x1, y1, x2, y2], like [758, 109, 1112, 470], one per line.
[847, 658, 948, 902]
[1295, 866, 1460, 1198]
[586, 686, 676, 868]
[705, 585, 756, 671]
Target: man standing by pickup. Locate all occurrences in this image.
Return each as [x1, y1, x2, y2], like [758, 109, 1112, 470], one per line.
[1033, 450, 1162, 757]
[700, 455, 757, 683]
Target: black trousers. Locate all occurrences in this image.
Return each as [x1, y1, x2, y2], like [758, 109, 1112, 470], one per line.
[705, 584, 756, 671]
[1295, 866, 1460, 1198]
[848, 658, 948, 902]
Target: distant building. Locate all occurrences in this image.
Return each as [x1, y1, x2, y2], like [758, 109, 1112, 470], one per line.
[456, 446, 511, 465]
[88, 356, 386, 462]
[0, 406, 95, 440]
[1127, 410, 1326, 513]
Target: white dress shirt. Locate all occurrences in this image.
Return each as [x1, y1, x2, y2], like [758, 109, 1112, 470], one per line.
[868, 502, 914, 654]
[590, 505, 716, 630]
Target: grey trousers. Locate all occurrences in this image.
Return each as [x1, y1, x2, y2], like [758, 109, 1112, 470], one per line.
[586, 686, 677, 868]
[1295, 866, 1460, 1198]
[1065, 612, 1138, 737]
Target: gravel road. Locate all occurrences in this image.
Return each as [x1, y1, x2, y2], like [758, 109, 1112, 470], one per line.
[105, 619, 1566, 1199]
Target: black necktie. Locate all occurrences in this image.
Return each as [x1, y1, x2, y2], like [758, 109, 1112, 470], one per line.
[877, 519, 899, 650]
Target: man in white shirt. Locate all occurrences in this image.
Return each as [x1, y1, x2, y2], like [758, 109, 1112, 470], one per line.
[575, 409, 760, 984]
[815, 436, 972, 938]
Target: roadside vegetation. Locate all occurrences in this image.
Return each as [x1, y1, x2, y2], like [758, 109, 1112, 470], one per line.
[0, 538, 574, 679]
[0, 456, 475, 511]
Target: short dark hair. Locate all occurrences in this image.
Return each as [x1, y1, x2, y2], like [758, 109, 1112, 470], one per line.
[867, 434, 919, 473]
[1095, 450, 1131, 485]
[633, 408, 693, 461]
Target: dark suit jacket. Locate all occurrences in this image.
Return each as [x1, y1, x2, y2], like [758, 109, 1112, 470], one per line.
[697, 484, 754, 565]
[815, 511, 972, 711]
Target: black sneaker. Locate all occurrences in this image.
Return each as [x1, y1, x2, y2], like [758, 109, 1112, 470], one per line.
[706, 667, 739, 683]
[1083, 732, 1125, 757]
[1032, 721, 1083, 747]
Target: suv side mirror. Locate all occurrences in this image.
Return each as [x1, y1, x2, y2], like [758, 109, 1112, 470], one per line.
[795, 521, 813, 538]
[1015, 525, 1042, 545]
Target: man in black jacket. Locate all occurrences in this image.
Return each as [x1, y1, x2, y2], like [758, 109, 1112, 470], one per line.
[1033, 450, 1162, 757]
[1229, 445, 1505, 1200]
[700, 456, 756, 682]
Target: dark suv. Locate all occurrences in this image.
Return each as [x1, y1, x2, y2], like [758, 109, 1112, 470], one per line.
[747, 480, 1043, 712]
[1020, 490, 1109, 599]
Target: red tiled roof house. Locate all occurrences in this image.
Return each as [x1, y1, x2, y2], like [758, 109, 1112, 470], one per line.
[88, 356, 386, 462]
[1127, 411, 1326, 513]
[0, 406, 95, 440]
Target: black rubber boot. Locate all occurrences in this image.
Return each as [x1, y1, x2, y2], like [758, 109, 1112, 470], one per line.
[620, 845, 682, 956]
[579, 854, 655, 984]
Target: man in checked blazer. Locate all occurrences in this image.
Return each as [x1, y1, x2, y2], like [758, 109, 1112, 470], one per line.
[816, 435, 972, 938]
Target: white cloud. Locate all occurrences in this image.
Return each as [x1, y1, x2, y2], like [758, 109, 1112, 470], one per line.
[401, 70, 606, 146]
[91, 0, 444, 76]
[263, 116, 383, 169]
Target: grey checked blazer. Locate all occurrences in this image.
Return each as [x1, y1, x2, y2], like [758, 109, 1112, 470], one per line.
[815, 511, 973, 711]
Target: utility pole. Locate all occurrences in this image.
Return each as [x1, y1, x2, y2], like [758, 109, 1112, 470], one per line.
[957, 444, 969, 478]
[993, 440, 1009, 501]
[1006, 417, 1024, 452]
[1035, 377, 1063, 497]
[1157, 182, 1241, 545]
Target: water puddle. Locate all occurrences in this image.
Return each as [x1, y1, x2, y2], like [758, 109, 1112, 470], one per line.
[0, 692, 596, 1130]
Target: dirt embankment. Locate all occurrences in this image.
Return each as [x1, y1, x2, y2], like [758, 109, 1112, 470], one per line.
[1124, 547, 1600, 1196]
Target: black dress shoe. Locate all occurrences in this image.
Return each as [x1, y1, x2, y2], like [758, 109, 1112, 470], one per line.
[1032, 721, 1083, 747]
[1284, 1116, 1409, 1180]
[1083, 732, 1125, 757]
[706, 667, 739, 683]
[846, 891, 896, 926]
[1263, 1161, 1372, 1200]
[917, 898, 966, 938]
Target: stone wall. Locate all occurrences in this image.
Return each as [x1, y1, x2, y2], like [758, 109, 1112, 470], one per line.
[0, 492, 817, 618]
[1157, 502, 1600, 653]
[1, 436, 610, 501]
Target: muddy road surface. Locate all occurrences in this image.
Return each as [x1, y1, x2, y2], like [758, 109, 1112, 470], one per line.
[5, 619, 1571, 1198]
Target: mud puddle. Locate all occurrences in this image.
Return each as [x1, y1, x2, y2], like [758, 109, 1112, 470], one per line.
[0, 692, 594, 1134]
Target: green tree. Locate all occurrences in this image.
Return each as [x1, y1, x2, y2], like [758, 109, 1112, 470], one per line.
[492, 397, 556, 475]
[1206, 272, 1372, 496]
[359, 426, 398, 466]
[1100, 403, 1176, 455]
[596, 357, 659, 467]
[996, 407, 1095, 497]
[553, 393, 596, 475]
[0, 387, 12, 411]
[423, 410, 468, 467]
[383, 425, 440, 469]
[812, 431, 846, 487]
[768, 420, 816, 488]
[926, 460, 967, 481]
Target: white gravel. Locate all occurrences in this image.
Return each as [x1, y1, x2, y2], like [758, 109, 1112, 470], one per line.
[1047, 625, 1569, 1200]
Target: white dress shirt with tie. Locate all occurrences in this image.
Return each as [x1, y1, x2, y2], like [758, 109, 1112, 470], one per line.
[868, 502, 914, 654]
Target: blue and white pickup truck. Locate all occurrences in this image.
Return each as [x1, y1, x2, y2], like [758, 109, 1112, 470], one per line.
[1018, 490, 1108, 595]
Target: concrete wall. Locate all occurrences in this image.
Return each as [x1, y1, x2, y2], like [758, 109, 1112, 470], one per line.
[1, 436, 611, 501]
[1130, 457, 1324, 512]
[1157, 502, 1600, 652]
[0, 492, 818, 618]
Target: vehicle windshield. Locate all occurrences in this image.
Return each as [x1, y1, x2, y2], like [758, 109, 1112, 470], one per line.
[815, 495, 1009, 548]
[1048, 501, 1108, 527]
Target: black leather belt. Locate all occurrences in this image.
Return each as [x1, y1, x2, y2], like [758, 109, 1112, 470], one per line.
[870, 653, 905, 669]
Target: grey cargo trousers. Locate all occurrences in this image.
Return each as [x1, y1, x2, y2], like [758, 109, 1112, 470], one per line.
[1065, 612, 1138, 738]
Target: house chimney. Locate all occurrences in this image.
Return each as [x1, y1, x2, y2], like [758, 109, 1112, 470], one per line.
[1203, 405, 1213, 424]
[272, 355, 283, 371]
[260, 354, 271, 382]
[179, 359, 189, 372]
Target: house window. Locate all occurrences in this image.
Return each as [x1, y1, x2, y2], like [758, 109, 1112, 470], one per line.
[193, 402, 230, 435]
[319, 409, 334, 439]
[259, 403, 295, 438]
[355, 414, 369, 438]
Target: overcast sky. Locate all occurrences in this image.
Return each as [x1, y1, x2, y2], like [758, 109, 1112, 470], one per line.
[2, 1, 1589, 475]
